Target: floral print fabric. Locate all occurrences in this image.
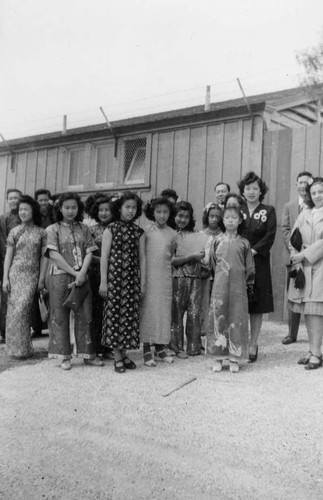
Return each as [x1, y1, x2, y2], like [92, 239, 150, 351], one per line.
[6, 224, 47, 358]
[101, 220, 144, 350]
[207, 234, 254, 361]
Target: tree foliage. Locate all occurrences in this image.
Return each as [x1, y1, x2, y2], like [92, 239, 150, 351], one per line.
[297, 33, 323, 87]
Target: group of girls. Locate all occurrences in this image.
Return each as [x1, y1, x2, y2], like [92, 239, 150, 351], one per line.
[2, 170, 278, 375]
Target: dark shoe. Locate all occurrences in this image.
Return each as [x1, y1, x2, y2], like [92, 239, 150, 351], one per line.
[282, 336, 297, 345]
[248, 346, 258, 363]
[0, 335, 5, 344]
[114, 360, 125, 373]
[122, 356, 137, 370]
[297, 352, 312, 365]
[304, 354, 322, 371]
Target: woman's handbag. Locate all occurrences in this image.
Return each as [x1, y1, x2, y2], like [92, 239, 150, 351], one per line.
[63, 281, 90, 311]
[38, 292, 49, 322]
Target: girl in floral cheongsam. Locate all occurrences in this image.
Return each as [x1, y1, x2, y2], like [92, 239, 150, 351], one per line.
[208, 205, 255, 373]
[99, 192, 146, 373]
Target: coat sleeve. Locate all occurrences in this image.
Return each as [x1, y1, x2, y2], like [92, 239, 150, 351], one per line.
[303, 239, 323, 264]
[253, 206, 277, 256]
[281, 203, 291, 251]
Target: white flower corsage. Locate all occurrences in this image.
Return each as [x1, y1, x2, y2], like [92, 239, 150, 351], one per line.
[307, 178, 314, 185]
[259, 209, 267, 216]
[261, 216, 267, 222]
[254, 213, 260, 220]
[243, 213, 247, 219]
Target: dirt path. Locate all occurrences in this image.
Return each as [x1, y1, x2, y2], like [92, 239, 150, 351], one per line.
[0, 322, 322, 500]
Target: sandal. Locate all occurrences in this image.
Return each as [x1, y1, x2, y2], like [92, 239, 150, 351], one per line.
[122, 356, 137, 370]
[144, 352, 156, 367]
[114, 359, 125, 373]
[229, 361, 239, 373]
[155, 349, 174, 364]
[212, 360, 223, 372]
[297, 352, 312, 365]
[304, 354, 322, 371]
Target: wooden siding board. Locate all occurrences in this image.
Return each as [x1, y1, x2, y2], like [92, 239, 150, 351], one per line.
[205, 124, 224, 204]
[187, 127, 207, 226]
[173, 129, 190, 201]
[155, 132, 174, 196]
[320, 124, 323, 175]
[46, 148, 58, 193]
[150, 133, 159, 197]
[241, 117, 263, 177]
[222, 121, 243, 191]
[25, 151, 37, 196]
[0, 156, 9, 212]
[15, 153, 27, 192]
[56, 147, 66, 194]
[35, 150, 47, 191]
[305, 125, 321, 176]
[290, 127, 306, 200]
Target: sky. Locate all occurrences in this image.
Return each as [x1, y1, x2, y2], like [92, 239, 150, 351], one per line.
[0, 0, 323, 139]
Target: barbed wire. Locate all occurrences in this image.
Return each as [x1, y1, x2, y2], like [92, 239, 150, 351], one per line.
[1, 67, 304, 139]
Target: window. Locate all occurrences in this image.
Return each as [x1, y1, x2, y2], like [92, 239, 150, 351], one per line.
[95, 144, 114, 186]
[124, 138, 147, 185]
[68, 148, 85, 186]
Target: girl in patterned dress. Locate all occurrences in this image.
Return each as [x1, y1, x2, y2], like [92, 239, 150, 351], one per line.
[208, 205, 255, 373]
[2, 195, 47, 359]
[140, 197, 176, 367]
[170, 201, 205, 358]
[99, 192, 146, 373]
[45, 192, 103, 371]
[88, 196, 114, 358]
[200, 203, 223, 340]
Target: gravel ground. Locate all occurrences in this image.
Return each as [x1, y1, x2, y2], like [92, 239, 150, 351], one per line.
[0, 321, 322, 500]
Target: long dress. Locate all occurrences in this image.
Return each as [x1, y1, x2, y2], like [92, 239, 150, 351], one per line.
[89, 222, 110, 354]
[240, 203, 276, 314]
[6, 224, 47, 358]
[140, 223, 176, 344]
[207, 233, 255, 361]
[102, 220, 144, 350]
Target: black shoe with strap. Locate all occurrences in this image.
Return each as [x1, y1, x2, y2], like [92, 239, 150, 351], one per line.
[304, 354, 322, 371]
[282, 336, 297, 345]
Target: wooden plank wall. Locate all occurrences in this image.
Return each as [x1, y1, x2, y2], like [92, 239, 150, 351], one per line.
[1, 120, 323, 322]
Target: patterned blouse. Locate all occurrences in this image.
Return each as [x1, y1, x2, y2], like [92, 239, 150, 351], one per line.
[45, 221, 98, 275]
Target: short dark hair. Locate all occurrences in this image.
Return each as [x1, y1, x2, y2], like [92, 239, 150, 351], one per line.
[305, 177, 323, 208]
[144, 197, 175, 222]
[110, 191, 143, 221]
[84, 192, 106, 215]
[224, 192, 245, 208]
[160, 189, 178, 202]
[7, 188, 22, 199]
[214, 182, 230, 192]
[89, 195, 114, 223]
[55, 192, 84, 222]
[238, 171, 268, 202]
[34, 188, 51, 200]
[18, 195, 42, 226]
[202, 203, 222, 228]
[174, 201, 195, 232]
[220, 205, 245, 235]
[296, 171, 313, 181]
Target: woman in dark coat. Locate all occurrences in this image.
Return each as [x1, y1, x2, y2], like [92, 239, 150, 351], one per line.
[238, 172, 277, 362]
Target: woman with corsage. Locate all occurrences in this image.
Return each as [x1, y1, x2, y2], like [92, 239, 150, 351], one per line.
[238, 171, 277, 362]
[288, 177, 323, 370]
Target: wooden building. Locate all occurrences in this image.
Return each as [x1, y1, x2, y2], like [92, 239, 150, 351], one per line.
[1, 85, 323, 320]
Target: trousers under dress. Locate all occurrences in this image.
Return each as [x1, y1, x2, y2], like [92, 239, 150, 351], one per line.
[45, 221, 98, 360]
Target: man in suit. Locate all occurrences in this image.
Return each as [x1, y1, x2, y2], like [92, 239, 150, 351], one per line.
[281, 171, 313, 344]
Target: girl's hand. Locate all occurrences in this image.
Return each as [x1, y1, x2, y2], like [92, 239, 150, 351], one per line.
[38, 279, 45, 292]
[291, 253, 304, 265]
[2, 278, 10, 294]
[75, 271, 87, 287]
[192, 250, 205, 262]
[99, 283, 108, 298]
